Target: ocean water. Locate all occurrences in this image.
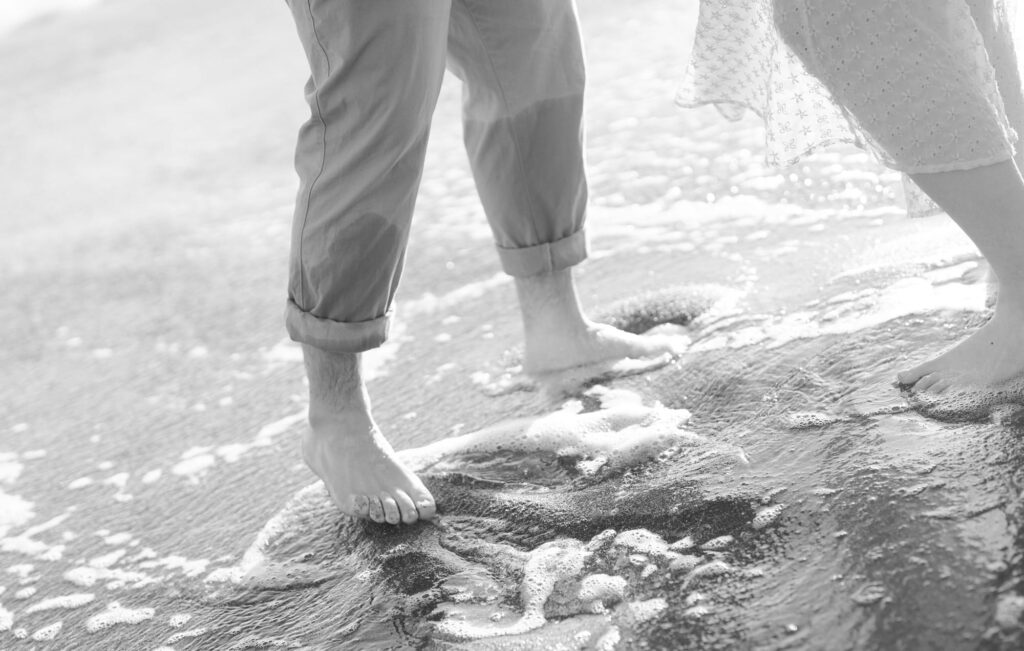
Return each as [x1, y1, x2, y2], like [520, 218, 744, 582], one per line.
[2, 0, 1023, 649]
[4, 249, 1021, 650]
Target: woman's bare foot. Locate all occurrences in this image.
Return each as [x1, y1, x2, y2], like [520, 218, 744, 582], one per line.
[515, 269, 687, 377]
[303, 407, 435, 524]
[899, 161, 1024, 395]
[897, 293, 1024, 393]
[302, 345, 435, 525]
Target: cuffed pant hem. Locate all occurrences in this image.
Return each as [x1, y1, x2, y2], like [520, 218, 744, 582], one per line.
[284, 299, 391, 353]
[496, 228, 588, 278]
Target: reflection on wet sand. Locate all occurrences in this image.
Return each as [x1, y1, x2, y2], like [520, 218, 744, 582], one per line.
[174, 264, 1024, 650]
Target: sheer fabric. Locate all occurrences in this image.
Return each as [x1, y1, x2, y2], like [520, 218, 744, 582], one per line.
[677, 0, 1024, 215]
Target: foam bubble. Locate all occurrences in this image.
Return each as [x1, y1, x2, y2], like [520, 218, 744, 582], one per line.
[586, 529, 617, 553]
[63, 566, 150, 589]
[0, 456, 23, 484]
[168, 613, 192, 628]
[683, 561, 732, 588]
[68, 477, 93, 489]
[435, 539, 589, 640]
[2, 524, 66, 561]
[0, 604, 12, 631]
[691, 260, 988, 353]
[811, 487, 839, 497]
[684, 604, 711, 618]
[171, 452, 216, 483]
[103, 473, 129, 489]
[85, 602, 155, 633]
[140, 555, 209, 578]
[576, 574, 628, 611]
[752, 504, 786, 530]
[700, 535, 734, 550]
[166, 626, 209, 643]
[617, 598, 667, 625]
[103, 532, 133, 546]
[7, 563, 33, 579]
[784, 412, 841, 429]
[669, 555, 702, 572]
[89, 549, 126, 568]
[994, 594, 1024, 632]
[25, 593, 95, 613]
[0, 490, 34, 538]
[30, 621, 62, 641]
[612, 530, 673, 558]
[668, 536, 695, 551]
[399, 389, 739, 480]
[905, 379, 1024, 422]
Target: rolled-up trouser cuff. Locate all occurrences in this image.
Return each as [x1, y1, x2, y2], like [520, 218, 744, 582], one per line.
[285, 299, 390, 353]
[496, 228, 588, 278]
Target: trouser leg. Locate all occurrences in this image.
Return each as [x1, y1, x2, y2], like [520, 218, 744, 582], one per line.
[283, 0, 450, 352]
[447, 0, 590, 277]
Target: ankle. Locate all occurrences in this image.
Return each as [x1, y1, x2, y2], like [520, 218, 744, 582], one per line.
[515, 269, 591, 335]
[308, 394, 371, 430]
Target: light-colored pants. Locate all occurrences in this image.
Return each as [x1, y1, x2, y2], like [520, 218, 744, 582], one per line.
[283, 0, 589, 353]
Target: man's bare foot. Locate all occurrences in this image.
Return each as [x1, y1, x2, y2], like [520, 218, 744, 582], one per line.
[897, 295, 1024, 393]
[303, 408, 436, 524]
[523, 320, 685, 376]
[301, 345, 435, 524]
[516, 269, 687, 377]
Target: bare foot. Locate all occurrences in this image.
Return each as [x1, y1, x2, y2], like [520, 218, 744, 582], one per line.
[523, 320, 686, 376]
[301, 345, 435, 525]
[303, 408, 436, 524]
[515, 269, 687, 377]
[897, 295, 1024, 393]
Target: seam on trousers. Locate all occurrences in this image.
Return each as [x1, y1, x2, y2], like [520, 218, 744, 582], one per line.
[456, 0, 544, 246]
[296, 0, 333, 309]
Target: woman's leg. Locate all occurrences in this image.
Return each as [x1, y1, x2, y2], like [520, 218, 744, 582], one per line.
[898, 160, 1024, 390]
[772, 0, 1024, 391]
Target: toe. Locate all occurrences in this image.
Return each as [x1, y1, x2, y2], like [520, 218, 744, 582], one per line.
[897, 361, 938, 387]
[929, 379, 952, 394]
[351, 494, 371, 519]
[381, 494, 401, 525]
[413, 491, 437, 521]
[393, 489, 419, 524]
[913, 373, 942, 392]
[367, 496, 386, 523]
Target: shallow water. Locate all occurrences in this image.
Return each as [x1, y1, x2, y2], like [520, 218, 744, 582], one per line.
[140, 266, 1021, 651]
[7, 264, 1018, 650]
[3, 0, 1024, 649]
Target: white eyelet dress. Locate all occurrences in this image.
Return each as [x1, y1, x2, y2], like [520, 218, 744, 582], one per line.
[677, 0, 1024, 215]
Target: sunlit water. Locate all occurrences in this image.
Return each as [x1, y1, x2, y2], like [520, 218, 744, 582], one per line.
[3, 0, 1024, 649]
[5, 255, 1023, 650]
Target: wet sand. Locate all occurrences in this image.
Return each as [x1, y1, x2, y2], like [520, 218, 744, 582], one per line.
[1, 0, 1020, 649]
